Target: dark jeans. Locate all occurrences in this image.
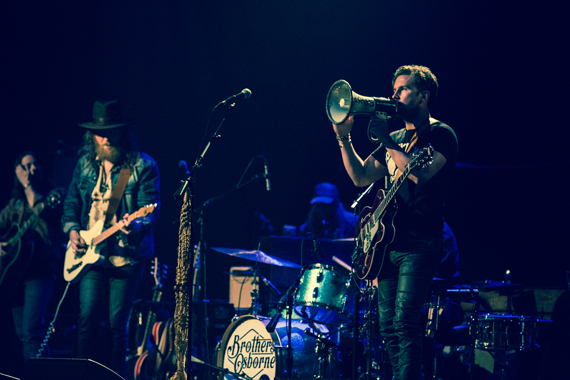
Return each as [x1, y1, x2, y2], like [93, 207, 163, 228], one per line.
[11, 277, 55, 361]
[77, 262, 144, 377]
[376, 238, 441, 380]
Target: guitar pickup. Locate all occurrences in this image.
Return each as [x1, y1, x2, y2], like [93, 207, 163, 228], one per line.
[66, 262, 83, 274]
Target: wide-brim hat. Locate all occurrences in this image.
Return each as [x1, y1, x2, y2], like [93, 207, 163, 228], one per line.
[79, 100, 135, 130]
[310, 182, 339, 205]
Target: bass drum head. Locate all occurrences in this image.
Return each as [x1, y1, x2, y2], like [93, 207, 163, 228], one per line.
[216, 315, 277, 380]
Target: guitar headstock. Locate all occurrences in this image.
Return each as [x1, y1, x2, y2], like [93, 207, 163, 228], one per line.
[135, 203, 158, 218]
[45, 188, 65, 209]
[412, 144, 434, 169]
[150, 256, 167, 287]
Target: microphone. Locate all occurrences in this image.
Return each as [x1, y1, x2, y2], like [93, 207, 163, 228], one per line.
[178, 160, 190, 176]
[222, 88, 252, 104]
[263, 161, 271, 191]
[260, 275, 281, 296]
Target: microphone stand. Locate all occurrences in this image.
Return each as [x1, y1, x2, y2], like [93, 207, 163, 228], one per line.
[171, 101, 237, 380]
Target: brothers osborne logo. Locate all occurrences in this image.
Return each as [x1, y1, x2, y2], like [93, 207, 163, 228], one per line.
[221, 317, 277, 380]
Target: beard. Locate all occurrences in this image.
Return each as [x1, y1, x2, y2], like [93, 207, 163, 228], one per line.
[95, 140, 121, 163]
[397, 101, 420, 123]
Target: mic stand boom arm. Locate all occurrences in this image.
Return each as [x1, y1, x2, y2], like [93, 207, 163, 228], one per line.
[174, 103, 235, 201]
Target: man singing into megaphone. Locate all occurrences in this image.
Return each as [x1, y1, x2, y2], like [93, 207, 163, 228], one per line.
[331, 65, 458, 380]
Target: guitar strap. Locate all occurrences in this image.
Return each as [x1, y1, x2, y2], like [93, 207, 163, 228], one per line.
[105, 167, 132, 226]
[394, 120, 430, 181]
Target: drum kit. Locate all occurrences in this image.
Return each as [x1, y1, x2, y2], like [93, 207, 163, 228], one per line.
[196, 247, 550, 380]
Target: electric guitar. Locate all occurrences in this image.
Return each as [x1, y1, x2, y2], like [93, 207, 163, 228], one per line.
[63, 204, 156, 282]
[353, 146, 434, 280]
[127, 257, 166, 380]
[0, 189, 63, 292]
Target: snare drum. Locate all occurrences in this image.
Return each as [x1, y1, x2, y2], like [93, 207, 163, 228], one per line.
[294, 264, 352, 326]
[475, 314, 538, 352]
[216, 314, 339, 379]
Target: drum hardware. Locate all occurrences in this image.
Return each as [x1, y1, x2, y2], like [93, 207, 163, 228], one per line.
[359, 281, 382, 380]
[267, 270, 304, 377]
[424, 278, 450, 380]
[303, 327, 341, 378]
[425, 278, 450, 339]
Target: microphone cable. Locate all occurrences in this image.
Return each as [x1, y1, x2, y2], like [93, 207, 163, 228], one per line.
[36, 282, 71, 357]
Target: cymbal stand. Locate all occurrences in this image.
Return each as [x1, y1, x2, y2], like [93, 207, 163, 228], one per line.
[249, 264, 262, 316]
[467, 289, 481, 380]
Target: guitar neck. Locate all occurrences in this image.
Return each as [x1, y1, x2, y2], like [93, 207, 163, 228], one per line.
[92, 210, 144, 246]
[8, 203, 46, 245]
[372, 162, 415, 224]
[140, 285, 163, 351]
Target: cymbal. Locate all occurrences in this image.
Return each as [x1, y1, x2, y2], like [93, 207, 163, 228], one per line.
[472, 280, 524, 294]
[211, 247, 302, 268]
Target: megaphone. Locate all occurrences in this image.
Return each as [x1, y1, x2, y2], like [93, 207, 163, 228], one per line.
[326, 79, 398, 124]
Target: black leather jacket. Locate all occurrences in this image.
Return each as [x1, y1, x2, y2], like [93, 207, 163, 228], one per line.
[62, 152, 160, 263]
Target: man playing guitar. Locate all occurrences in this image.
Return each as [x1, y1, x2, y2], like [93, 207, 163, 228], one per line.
[62, 100, 160, 378]
[332, 65, 458, 380]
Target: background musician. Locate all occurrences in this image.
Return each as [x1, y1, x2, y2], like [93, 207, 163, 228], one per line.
[0, 151, 62, 374]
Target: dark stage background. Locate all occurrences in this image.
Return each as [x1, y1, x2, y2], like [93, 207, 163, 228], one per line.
[1, 1, 566, 318]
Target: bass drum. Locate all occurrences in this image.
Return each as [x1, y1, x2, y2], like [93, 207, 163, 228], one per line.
[216, 314, 340, 380]
[216, 315, 277, 380]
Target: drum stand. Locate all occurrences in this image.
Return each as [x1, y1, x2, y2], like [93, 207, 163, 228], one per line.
[425, 281, 449, 380]
[358, 280, 388, 380]
[304, 323, 341, 379]
[248, 264, 263, 316]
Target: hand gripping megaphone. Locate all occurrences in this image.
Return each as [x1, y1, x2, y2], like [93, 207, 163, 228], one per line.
[325, 79, 398, 124]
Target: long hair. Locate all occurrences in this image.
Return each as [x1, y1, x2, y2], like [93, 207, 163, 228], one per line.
[11, 151, 51, 199]
[81, 126, 140, 168]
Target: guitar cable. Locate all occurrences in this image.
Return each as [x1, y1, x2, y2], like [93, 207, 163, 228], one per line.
[36, 282, 71, 357]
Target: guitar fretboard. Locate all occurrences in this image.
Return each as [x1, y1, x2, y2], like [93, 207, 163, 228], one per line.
[92, 208, 152, 246]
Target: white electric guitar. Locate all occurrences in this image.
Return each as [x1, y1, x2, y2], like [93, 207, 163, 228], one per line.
[63, 204, 156, 282]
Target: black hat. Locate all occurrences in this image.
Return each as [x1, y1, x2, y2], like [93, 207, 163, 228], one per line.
[79, 100, 135, 130]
